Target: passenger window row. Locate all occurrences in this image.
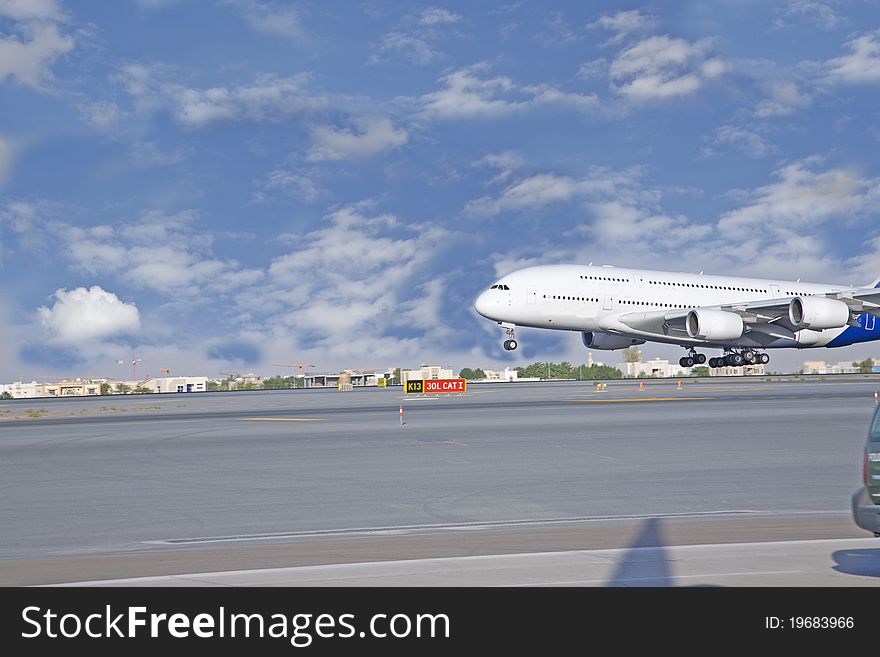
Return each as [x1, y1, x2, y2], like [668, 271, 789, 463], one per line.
[648, 280, 766, 293]
[545, 295, 599, 302]
[580, 275, 629, 283]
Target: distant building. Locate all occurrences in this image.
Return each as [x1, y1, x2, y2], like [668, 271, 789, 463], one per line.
[143, 376, 208, 393]
[0, 379, 105, 399]
[481, 368, 519, 382]
[624, 358, 688, 378]
[802, 360, 859, 375]
[401, 365, 454, 384]
[303, 369, 395, 388]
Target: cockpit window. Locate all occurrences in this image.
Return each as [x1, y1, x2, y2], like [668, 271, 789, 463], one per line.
[490, 285, 498, 289]
[501, 284, 510, 290]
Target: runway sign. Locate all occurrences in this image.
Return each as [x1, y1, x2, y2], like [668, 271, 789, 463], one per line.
[405, 380, 424, 394]
[424, 378, 467, 393]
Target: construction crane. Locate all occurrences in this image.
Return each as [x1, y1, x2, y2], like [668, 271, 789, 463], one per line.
[271, 362, 315, 375]
[116, 355, 143, 380]
[219, 371, 240, 380]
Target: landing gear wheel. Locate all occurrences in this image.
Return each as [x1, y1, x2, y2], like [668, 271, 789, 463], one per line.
[730, 353, 745, 366]
[503, 339, 518, 351]
[760, 353, 770, 364]
[709, 357, 719, 368]
[695, 353, 707, 365]
[680, 356, 695, 368]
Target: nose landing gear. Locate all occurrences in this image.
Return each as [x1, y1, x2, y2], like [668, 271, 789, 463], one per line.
[500, 323, 518, 351]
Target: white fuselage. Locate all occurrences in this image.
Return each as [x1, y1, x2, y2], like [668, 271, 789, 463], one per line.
[474, 264, 869, 350]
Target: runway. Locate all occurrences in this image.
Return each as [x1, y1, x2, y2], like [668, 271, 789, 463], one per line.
[1, 377, 879, 585]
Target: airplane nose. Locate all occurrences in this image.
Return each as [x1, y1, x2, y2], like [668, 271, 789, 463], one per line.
[474, 291, 492, 318]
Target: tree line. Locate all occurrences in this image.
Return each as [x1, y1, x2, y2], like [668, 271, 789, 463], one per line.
[459, 362, 623, 380]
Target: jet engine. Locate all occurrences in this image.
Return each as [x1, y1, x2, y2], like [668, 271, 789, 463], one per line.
[685, 309, 745, 341]
[788, 296, 850, 330]
[582, 331, 645, 350]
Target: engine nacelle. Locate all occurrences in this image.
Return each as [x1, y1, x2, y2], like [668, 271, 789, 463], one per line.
[788, 296, 850, 330]
[686, 309, 745, 341]
[582, 331, 645, 351]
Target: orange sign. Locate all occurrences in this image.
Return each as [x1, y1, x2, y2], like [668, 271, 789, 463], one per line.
[424, 378, 467, 393]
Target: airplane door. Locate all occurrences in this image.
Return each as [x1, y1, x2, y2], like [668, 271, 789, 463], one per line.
[603, 296, 613, 310]
[867, 314, 876, 331]
[769, 284, 782, 298]
[527, 287, 537, 304]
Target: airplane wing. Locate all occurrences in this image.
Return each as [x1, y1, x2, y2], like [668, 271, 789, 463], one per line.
[611, 287, 880, 345]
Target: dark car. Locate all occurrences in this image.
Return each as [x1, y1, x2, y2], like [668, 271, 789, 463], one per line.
[852, 403, 880, 536]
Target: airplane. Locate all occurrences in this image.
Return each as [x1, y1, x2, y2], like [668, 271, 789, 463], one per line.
[474, 264, 880, 368]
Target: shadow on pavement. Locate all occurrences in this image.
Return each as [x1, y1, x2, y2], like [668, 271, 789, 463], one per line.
[831, 548, 880, 578]
[605, 517, 673, 587]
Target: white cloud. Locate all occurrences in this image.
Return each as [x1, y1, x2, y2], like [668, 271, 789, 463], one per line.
[114, 66, 324, 127]
[588, 9, 656, 44]
[707, 124, 773, 158]
[257, 203, 450, 359]
[419, 7, 461, 25]
[253, 168, 321, 202]
[377, 31, 439, 64]
[0, 22, 74, 88]
[0, 136, 16, 183]
[718, 158, 879, 237]
[419, 65, 523, 119]
[308, 117, 407, 161]
[38, 286, 140, 344]
[610, 36, 727, 100]
[782, 1, 842, 30]
[418, 64, 597, 119]
[826, 30, 880, 84]
[584, 201, 712, 247]
[235, 1, 304, 40]
[472, 151, 524, 184]
[465, 168, 642, 216]
[0, 0, 62, 21]
[754, 80, 811, 117]
[63, 211, 263, 296]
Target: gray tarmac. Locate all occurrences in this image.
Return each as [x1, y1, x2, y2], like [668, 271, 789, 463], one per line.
[1, 376, 879, 585]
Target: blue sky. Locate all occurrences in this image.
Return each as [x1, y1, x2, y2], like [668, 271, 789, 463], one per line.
[1, 0, 879, 380]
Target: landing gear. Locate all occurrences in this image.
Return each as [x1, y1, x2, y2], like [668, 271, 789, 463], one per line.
[500, 323, 518, 351]
[679, 349, 707, 368]
[708, 351, 771, 368]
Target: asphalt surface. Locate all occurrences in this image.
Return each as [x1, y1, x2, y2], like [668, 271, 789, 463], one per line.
[1, 376, 879, 585]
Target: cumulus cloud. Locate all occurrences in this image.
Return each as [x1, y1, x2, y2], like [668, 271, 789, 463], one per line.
[825, 30, 880, 84]
[0, 0, 62, 21]
[472, 151, 524, 184]
[0, 21, 74, 89]
[610, 36, 727, 100]
[418, 64, 597, 119]
[718, 158, 879, 237]
[465, 167, 643, 216]
[249, 202, 450, 362]
[419, 7, 461, 25]
[308, 117, 407, 161]
[63, 210, 263, 296]
[781, 1, 842, 30]
[114, 65, 324, 127]
[38, 286, 141, 344]
[754, 80, 812, 117]
[233, 1, 304, 40]
[706, 124, 773, 158]
[253, 168, 321, 202]
[588, 9, 656, 45]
